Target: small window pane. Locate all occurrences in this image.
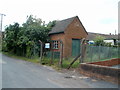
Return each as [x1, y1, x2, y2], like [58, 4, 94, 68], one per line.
[53, 40, 59, 49]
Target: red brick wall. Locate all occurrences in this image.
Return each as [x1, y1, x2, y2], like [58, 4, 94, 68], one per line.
[50, 17, 87, 58]
[88, 58, 120, 66]
[49, 33, 67, 57]
[63, 17, 87, 58]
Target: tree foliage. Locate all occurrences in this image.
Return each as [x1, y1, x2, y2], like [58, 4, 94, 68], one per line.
[94, 35, 105, 46]
[47, 20, 56, 28]
[93, 36, 116, 47]
[2, 15, 56, 58]
[3, 23, 20, 53]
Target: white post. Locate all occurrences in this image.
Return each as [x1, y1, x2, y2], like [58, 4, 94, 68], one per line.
[0, 13, 6, 31]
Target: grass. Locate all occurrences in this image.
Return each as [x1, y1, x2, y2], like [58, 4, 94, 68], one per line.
[100, 57, 119, 61]
[41, 57, 80, 70]
[84, 54, 119, 63]
[3, 51, 118, 70]
[2, 52, 80, 70]
[62, 59, 80, 68]
[2, 52, 40, 63]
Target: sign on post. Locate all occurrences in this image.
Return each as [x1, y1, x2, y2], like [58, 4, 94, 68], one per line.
[45, 43, 50, 48]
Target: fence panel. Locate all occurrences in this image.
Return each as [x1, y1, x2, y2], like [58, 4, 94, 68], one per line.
[45, 51, 60, 59]
[84, 45, 118, 63]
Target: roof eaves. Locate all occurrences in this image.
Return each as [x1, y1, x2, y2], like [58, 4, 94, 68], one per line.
[49, 31, 64, 35]
[76, 16, 88, 35]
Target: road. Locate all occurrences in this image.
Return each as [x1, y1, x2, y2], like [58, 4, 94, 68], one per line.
[1, 53, 119, 88]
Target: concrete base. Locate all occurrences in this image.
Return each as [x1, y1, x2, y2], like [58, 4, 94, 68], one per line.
[79, 58, 120, 84]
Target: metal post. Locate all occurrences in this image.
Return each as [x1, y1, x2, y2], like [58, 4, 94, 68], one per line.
[80, 38, 85, 63]
[50, 41, 53, 65]
[82, 40, 87, 63]
[91, 46, 93, 62]
[39, 40, 43, 63]
[50, 51, 53, 65]
[98, 45, 101, 61]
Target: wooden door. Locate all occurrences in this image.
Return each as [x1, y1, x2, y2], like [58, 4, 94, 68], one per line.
[72, 39, 81, 57]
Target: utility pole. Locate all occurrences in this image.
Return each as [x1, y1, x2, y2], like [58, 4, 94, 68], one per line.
[0, 13, 6, 31]
[115, 30, 116, 35]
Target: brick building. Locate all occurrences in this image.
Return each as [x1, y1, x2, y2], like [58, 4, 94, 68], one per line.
[49, 16, 88, 58]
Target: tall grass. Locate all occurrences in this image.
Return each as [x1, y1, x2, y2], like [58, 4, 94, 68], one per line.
[2, 52, 80, 69]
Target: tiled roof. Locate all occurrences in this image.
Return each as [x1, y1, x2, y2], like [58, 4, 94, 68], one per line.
[87, 32, 118, 40]
[49, 16, 88, 35]
[49, 16, 76, 35]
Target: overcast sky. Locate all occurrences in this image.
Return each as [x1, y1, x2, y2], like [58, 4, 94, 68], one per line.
[0, 0, 119, 34]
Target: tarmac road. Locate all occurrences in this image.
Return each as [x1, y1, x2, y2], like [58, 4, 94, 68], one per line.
[1, 53, 119, 88]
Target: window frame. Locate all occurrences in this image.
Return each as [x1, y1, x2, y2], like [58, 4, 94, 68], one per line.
[52, 40, 59, 49]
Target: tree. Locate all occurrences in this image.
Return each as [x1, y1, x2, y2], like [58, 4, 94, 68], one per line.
[2, 15, 56, 58]
[3, 23, 20, 53]
[94, 35, 105, 46]
[47, 20, 56, 28]
[20, 15, 51, 57]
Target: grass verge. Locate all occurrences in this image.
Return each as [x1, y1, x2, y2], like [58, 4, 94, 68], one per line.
[2, 52, 80, 70]
[2, 52, 40, 63]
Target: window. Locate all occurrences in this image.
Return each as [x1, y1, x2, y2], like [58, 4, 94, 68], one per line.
[53, 40, 59, 49]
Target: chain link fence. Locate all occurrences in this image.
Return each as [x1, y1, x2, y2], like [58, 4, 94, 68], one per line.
[84, 45, 119, 63]
[42, 45, 119, 64]
[45, 51, 60, 59]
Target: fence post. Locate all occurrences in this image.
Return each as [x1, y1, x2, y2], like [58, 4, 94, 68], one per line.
[90, 46, 93, 62]
[59, 40, 63, 67]
[50, 51, 53, 65]
[98, 45, 101, 61]
[80, 38, 85, 63]
[39, 40, 43, 63]
[50, 41, 53, 65]
[81, 39, 87, 63]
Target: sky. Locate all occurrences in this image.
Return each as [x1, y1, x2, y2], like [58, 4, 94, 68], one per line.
[0, 0, 119, 34]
